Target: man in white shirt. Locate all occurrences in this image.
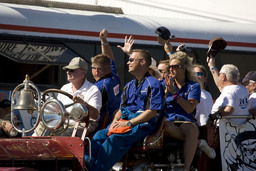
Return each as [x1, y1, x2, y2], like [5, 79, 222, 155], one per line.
[207, 56, 249, 124]
[57, 57, 102, 136]
[33, 57, 102, 136]
[241, 71, 256, 115]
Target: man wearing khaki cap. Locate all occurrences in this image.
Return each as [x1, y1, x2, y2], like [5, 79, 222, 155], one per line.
[33, 57, 102, 137]
[59, 57, 102, 136]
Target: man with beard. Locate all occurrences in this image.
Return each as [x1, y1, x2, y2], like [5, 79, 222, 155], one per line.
[0, 114, 20, 137]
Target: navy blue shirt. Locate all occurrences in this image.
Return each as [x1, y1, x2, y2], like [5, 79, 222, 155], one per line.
[164, 80, 201, 122]
[95, 60, 121, 120]
[120, 73, 164, 113]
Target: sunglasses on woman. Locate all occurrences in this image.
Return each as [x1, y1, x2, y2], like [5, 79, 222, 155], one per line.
[169, 65, 182, 70]
[196, 72, 204, 76]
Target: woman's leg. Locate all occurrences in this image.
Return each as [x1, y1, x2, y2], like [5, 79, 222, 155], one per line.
[164, 121, 199, 171]
[180, 122, 199, 171]
[164, 121, 185, 140]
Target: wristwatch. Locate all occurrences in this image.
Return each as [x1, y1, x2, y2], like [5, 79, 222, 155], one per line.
[127, 121, 133, 126]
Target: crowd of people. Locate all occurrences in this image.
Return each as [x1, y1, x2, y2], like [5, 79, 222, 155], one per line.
[2, 28, 256, 171]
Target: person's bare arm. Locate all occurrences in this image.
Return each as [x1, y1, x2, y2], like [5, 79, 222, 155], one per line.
[207, 55, 222, 92]
[164, 41, 173, 57]
[176, 98, 199, 114]
[100, 29, 114, 60]
[165, 76, 199, 114]
[212, 106, 234, 118]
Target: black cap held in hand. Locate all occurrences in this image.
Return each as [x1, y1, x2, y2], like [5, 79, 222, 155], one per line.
[207, 37, 227, 57]
[155, 26, 170, 40]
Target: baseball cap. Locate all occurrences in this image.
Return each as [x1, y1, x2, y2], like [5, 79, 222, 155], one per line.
[242, 71, 256, 83]
[63, 57, 88, 70]
[0, 99, 11, 109]
[207, 37, 227, 57]
[155, 26, 170, 45]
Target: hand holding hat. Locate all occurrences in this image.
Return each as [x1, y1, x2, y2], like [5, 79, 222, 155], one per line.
[155, 26, 175, 45]
[207, 37, 227, 57]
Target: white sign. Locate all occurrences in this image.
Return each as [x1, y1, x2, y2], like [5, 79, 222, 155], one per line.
[219, 118, 256, 171]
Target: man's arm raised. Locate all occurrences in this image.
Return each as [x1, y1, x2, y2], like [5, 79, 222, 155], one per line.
[100, 29, 114, 60]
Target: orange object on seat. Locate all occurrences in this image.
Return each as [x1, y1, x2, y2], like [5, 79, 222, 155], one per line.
[108, 119, 132, 136]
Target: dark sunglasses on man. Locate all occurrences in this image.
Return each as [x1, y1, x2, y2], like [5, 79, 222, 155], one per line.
[66, 69, 75, 72]
[128, 58, 144, 62]
[169, 65, 182, 70]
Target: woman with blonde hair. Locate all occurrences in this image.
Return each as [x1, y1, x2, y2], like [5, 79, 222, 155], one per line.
[164, 48, 201, 171]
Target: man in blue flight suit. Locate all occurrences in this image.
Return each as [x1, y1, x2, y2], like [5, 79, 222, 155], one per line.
[91, 29, 121, 123]
[85, 49, 164, 171]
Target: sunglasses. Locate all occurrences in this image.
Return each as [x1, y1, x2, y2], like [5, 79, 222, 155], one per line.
[128, 58, 144, 62]
[196, 72, 204, 76]
[169, 65, 182, 70]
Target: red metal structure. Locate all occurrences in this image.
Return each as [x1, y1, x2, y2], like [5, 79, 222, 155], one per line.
[0, 75, 89, 171]
[0, 136, 85, 170]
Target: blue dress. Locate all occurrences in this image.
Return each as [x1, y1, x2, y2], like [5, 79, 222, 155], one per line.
[164, 80, 201, 122]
